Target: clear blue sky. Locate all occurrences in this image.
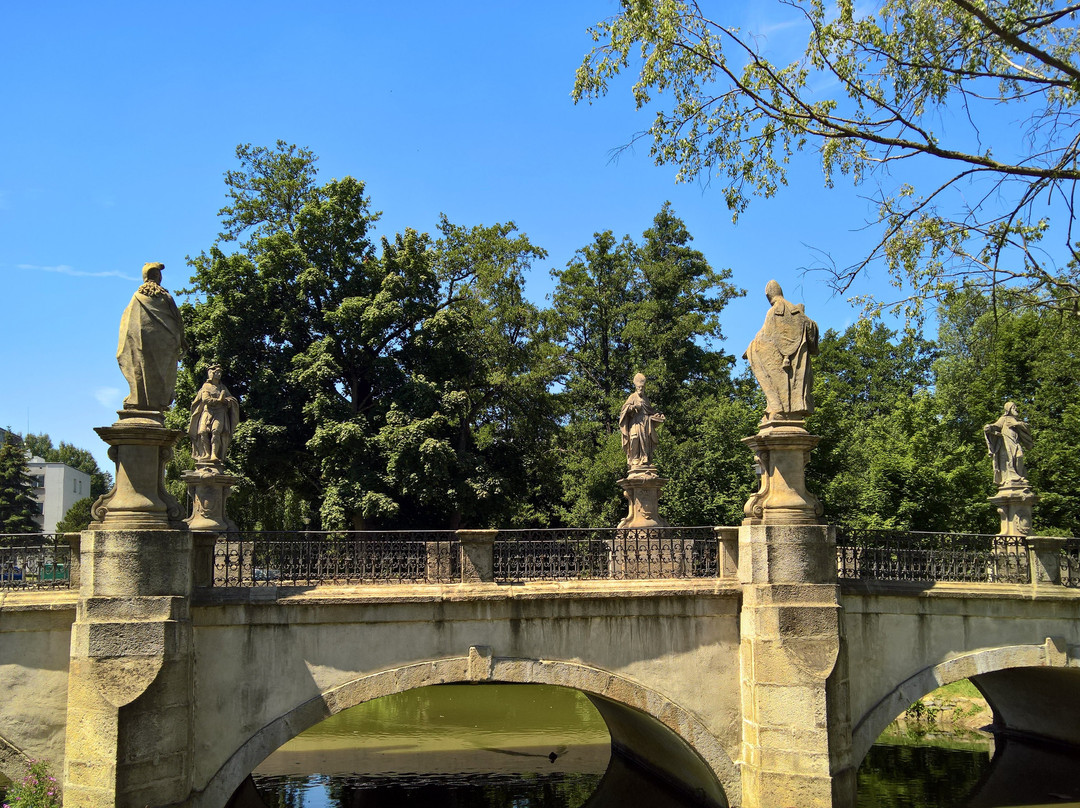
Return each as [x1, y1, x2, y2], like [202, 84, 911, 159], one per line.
[2, 1, 888, 472]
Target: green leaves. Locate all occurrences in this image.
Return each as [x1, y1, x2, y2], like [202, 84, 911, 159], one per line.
[576, 0, 1080, 318]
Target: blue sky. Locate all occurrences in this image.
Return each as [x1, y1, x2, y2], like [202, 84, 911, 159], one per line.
[2, 1, 892, 472]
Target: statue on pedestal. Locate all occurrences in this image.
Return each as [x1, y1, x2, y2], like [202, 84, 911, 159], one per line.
[117, 262, 186, 413]
[619, 373, 665, 473]
[744, 280, 819, 425]
[189, 365, 240, 469]
[984, 402, 1033, 489]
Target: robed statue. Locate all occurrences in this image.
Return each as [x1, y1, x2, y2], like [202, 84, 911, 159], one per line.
[984, 402, 1033, 488]
[619, 373, 665, 470]
[189, 365, 240, 467]
[117, 262, 186, 412]
[744, 280, 819, 423]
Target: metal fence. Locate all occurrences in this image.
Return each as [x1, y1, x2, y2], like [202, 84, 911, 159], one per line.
[0, 534, 74, 590]
[836, 528, 1030, 584]
[1063, 539, 1080, 588]
[208, 531, 460, 586]
[494, 527, 718, 581]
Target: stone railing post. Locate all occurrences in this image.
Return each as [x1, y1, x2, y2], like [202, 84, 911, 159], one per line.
[715, 526, 739, 579]
[457, 530, 497, 583]
[190, 530, 220, 589]
[63, 533, 81, 589]
[1026, 536, 1066, 587]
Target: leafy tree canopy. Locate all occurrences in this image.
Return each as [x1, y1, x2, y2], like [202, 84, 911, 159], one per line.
[574, 0, 1080, 318]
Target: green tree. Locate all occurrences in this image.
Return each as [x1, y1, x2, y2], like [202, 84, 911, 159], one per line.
[0, 441, 38, 534]
[575, 0, 1080, 317]
[23, 433, 112, 498]
[935, 287, 1080, 533]
[549, 203, 743, 525]
[184, 142, 562, 529]
[56, 497, 94, 533]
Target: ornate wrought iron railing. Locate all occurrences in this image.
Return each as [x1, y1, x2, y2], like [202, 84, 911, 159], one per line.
[0, 533, 75, 590]
[1062, 538, 1080, 588]
[494, 527, 718, 581]
[835, 528, 1030, 584]
[208, 531, 460, 586]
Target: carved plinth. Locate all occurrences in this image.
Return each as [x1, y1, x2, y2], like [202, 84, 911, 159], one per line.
[182, 469, 240, 533]
[990, 486, 1037, 537]
[742, 421, 823, 526]
[617, 473, 670, 529]
[89, 409, 186, 530]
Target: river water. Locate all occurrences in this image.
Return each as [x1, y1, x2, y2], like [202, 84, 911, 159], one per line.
[251, 684, 1080, 808]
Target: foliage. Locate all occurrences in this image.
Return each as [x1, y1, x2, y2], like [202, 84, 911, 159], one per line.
[183, 142, 562, 529]
[574, 0, 1080, 318]
[0, 442, 38, 534]
[1, 760, 61, 808]
[56, 496, 94, 533]
[549, 202, 744, 525]
[22, 434, 112, 498]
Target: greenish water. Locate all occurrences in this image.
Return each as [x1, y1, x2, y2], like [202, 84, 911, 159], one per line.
[246, 684, 1080, 808]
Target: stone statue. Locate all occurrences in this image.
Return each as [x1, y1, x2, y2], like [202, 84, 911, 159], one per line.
[984, 402, 1033, 488]
[744, 280, 819, 423]
[189, 365, 240, 467]
[117, 262, 186, 412]
[619, 373, 665, 471]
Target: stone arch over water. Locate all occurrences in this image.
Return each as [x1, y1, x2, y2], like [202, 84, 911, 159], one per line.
[193, 655, 738, 808]
[850, 641, 1076, 767]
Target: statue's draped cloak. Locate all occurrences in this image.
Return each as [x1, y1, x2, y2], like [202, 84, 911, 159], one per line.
[745, 297, 819, 418]
[985, 412, 1033, 486]
[117, 287, 185, 411]
[619, 391, 661, 467]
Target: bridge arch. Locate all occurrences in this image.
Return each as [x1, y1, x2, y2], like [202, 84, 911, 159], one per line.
[193, 654, 739, 808]
[851, 641, 1070, 766]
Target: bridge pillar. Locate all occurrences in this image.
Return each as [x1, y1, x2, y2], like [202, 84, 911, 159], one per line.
[738, 524, 854, 808]
[62, 529, 195, 808]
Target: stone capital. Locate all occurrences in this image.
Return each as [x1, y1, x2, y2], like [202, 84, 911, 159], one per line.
[742, 428, 823, 526]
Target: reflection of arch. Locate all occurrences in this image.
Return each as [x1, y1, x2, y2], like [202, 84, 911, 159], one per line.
[851, 642, 1061, 765]
[193, 655, 738, 808]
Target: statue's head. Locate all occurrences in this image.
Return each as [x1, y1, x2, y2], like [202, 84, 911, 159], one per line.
[208, 364, 223, 383]
[765, 279, 783, 302]
[633, 372, 646, 392]
[142, 262, 164, 284]
[1004, 401, 1019, 417]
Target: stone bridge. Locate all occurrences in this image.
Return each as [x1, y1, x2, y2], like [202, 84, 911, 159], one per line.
[1, 525, 1079, 808]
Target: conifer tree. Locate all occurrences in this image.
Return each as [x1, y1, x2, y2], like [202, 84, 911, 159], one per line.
[0, 441, 39, 534]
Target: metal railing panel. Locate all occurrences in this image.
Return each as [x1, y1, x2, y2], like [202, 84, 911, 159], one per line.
[0, 534, 74, 590]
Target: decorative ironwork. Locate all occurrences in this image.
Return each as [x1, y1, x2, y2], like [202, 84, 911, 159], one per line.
[0, 534, 74, 590]
[494, 527, 717, 582]
[1062, 538, 1080, 588]
[836, 528, 1030, 584]
[207, 531, 459, 587]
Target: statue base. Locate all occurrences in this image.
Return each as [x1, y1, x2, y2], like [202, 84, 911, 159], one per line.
[89, 409, 186, 530]
[617, 473, 670, 528]
[182, 467, 241, 533]
[742, 421, 824, 525]
[990, 485, 1038, 537]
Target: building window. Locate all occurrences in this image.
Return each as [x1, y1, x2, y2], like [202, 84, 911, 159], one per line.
[31, 476, 45, 489]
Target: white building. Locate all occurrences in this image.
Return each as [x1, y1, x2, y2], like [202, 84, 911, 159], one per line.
[27, 457, 91, 533]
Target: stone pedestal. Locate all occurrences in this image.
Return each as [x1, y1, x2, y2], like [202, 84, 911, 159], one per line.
[990, 486, 1037, 537]
[90, 410, 186, 531]
[457, 530, 497, 583]
[742, 421, 823, 526]
[738, 524, 854, 808]
[617, 471, 670, 529]
[1027, 535, 1067, 587]
[182, 469, 240, 533]
[63, 529, 195, 808]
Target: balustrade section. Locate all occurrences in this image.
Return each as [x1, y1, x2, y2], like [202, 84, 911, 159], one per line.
[1063, 538, 1080, 587]
[208, 530, 460, 586]
[494, 526, 718, 581]
[0, 533, 75, 589]
[836, 528, 1031, 584]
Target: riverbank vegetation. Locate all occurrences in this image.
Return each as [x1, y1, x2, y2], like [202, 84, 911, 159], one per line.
[169, 142, 1080, 536]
